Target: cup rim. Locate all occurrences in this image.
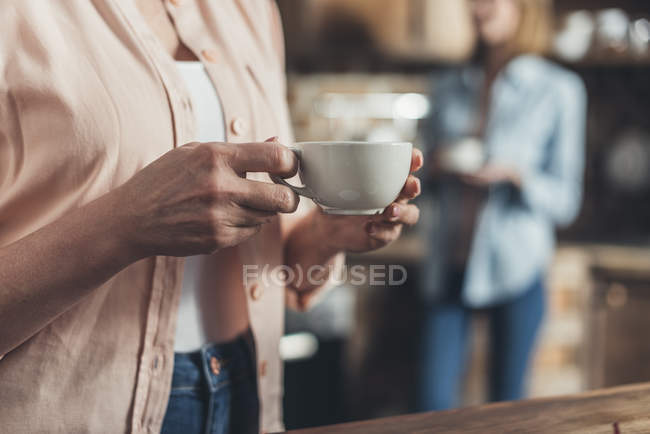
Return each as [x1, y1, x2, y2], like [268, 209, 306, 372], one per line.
[295, 141, 412, 147]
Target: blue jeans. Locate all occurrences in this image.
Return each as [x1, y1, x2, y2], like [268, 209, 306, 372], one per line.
[418, 272, 545, 411]
[161, 335, 259, 434]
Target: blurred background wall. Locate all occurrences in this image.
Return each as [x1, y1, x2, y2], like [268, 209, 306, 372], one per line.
[275, 0, 650, 429]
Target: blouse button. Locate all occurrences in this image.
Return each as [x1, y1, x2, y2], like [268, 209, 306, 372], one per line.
[230, 117, 247, 136]
[259, 360, 268, 378]
[151, 355, 161, 374]
[169, 0, 183, 5]
[201, 49, 217, 63]
[249, 282, 263, 301]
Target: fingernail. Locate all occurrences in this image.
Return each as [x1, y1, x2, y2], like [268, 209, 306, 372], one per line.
[265, 136, 279, 142]
[391, 205, 400, 218]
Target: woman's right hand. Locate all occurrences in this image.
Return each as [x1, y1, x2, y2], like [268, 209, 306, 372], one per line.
[113, 140, 299, 258]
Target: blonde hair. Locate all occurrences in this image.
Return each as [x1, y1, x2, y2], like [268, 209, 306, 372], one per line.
[510, 0, 553, 55]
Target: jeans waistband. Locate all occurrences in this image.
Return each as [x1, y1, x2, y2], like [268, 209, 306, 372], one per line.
[170, 333, 254, 394]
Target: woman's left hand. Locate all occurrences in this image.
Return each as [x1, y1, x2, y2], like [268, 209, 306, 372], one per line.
[315, 149, 423, 254]
[461, 163, 521, 187]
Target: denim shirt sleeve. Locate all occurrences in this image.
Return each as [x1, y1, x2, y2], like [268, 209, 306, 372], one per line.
[519, 73, 587, 227]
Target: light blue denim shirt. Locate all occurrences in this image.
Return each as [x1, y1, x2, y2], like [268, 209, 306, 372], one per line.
[422, 55, 587, 307]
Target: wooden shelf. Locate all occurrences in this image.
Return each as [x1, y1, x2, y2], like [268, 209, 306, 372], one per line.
[555, 0, 650, 14]
[560, 58, 650, 69]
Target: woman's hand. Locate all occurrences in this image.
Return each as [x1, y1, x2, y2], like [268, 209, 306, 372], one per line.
[461, 163, 521, 187]
[0, 138, 299, 355]
[115, 140, 299, 259]
[315, 149, 423, 254]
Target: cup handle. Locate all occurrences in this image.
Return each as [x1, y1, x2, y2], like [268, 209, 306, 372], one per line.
[270, 147, 317, 200]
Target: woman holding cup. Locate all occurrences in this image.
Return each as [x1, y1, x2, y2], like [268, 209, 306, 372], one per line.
[0, 1, 421, 433]
[420, 0, 586, 410]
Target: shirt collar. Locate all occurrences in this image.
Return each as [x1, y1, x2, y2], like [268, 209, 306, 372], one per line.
[461, 55, 545, 92]
[500, 55, 545, 90]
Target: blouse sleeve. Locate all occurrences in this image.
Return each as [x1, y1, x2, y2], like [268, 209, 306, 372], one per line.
[519, 73, 587, 227]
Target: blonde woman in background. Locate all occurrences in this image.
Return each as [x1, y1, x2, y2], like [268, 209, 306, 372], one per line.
[420, 0, 586, 410]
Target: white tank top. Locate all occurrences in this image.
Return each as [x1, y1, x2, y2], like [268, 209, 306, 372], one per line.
[174, 61, 226, 352]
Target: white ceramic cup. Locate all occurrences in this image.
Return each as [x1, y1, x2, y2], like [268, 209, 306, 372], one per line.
[271, 141, 413, 215]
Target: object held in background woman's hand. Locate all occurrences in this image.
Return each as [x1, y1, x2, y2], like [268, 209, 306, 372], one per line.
[439, 137, 485, 174]
[271, 141, 413, 215]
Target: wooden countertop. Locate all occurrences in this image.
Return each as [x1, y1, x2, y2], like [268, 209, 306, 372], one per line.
[284, 383, 650, 433]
